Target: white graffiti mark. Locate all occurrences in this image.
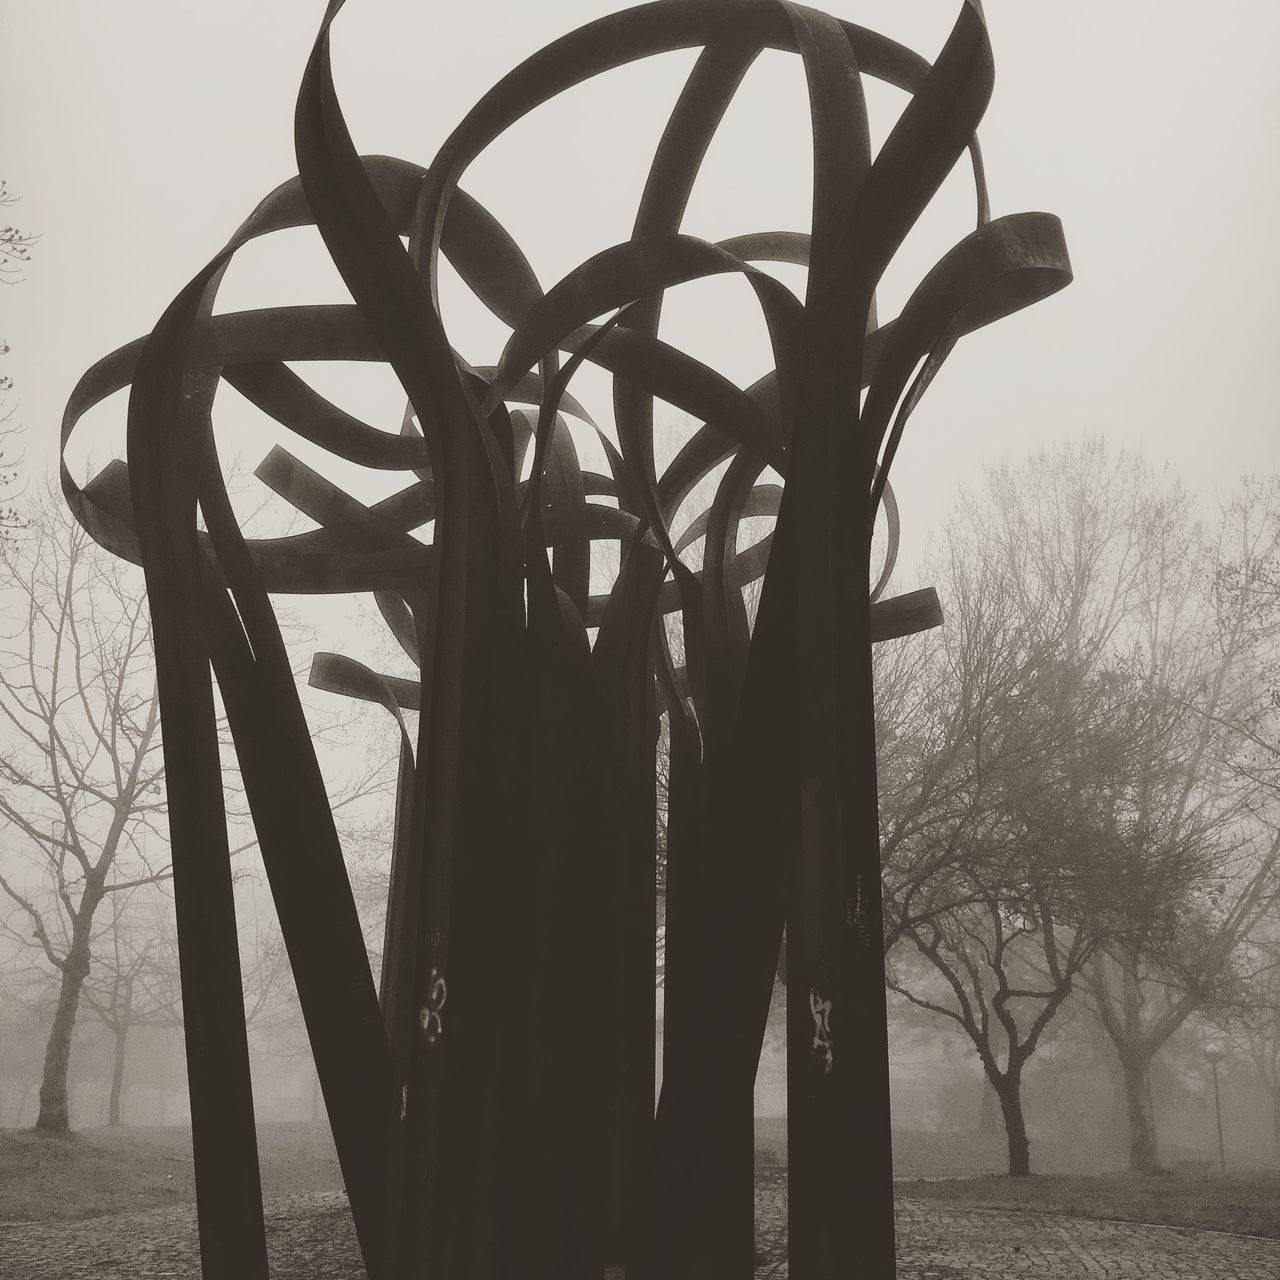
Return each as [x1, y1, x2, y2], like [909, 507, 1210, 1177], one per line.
[419, 967, 448, 1045]
[810, 989, 834, 1074]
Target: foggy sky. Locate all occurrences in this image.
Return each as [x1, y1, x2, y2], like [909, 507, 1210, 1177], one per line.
[4, 0, 1279, 586]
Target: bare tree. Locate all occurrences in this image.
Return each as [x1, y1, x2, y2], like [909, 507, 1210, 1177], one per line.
[82, 889, 168, 1127]
[1082, 476, 1280, 1172]
[884, 441, 1219, 1176]
[0, 179, 35, 538]
[0, 482, 398, 1134]
[0, 181, 37, 284]
[81, 884, 296, 1126]
[0, 361, 21, 539]
[884, 647, 1164, 1176]
[0, 494, 169, 1132]
[0, 980, 46, 1124]
[875, 558, 1049, 954]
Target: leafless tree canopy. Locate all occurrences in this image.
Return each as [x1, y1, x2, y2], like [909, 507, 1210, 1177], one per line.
[879, 441, 1280, 1175]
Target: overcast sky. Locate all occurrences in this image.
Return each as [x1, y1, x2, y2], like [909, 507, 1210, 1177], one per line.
[5, 0, 1279, 591]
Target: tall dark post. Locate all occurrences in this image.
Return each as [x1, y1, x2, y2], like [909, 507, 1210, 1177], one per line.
[1206, 1043, 1227, 1172]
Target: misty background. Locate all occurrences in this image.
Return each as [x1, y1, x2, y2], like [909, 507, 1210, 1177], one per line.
[1, 0, 1279, 1246]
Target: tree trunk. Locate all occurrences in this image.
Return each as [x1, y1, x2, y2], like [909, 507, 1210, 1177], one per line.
[108, 1018, 130, 1126]
[1119, 1049, 1161, 1174]
[1270, 1087, 1280, 1165]
[17, 1077, 37, 1126]
[978, 1077, 999, 1136]
[995, 1076, 1031, 1177]
[35, 941, 92, 1134]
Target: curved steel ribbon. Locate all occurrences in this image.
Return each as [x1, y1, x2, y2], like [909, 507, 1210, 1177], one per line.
[63, 2, 1069, 1277]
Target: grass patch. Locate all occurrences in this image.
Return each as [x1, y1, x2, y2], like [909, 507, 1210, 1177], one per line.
[7, 1120, 1275, 1241]
[0, 1122, 343, 1222]
[899, 1170, 1280, 1239]
[757, 1121, 1130, 1177]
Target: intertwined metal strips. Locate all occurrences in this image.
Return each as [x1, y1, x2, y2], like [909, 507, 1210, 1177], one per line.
[62, 2, 1069, 1276]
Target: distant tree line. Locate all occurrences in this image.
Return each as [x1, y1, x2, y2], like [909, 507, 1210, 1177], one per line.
[0, 487, 395, 1134]
[877, 439, 1280, 1175]
[2, 432, 1277, 1182]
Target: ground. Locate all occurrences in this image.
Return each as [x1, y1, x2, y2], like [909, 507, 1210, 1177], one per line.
[4, 1126, 1280, 1277]
[4, 1181, 1280, 1279]
[0, 1123, 341, 1222]
[901, 1171, 1280, 1240]
[889, 1197, 1280, 1280]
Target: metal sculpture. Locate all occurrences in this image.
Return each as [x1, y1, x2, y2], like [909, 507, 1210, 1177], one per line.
[62, 1, 1069, 1276]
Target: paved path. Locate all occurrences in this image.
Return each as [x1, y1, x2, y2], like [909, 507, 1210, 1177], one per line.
[2, 1182, 1278, 1278]
[891, 1199, 1278, 1279]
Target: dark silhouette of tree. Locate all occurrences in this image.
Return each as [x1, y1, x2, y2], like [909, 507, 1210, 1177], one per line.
[885, 441, 1219, 1176]
[0, 495, 167, 1132]
[885, 649, 1167, 1176]
[0, 492, 392, 1132]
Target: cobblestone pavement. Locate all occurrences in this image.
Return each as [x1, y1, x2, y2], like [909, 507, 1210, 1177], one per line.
[2, 1180, 1279, 1278]
[889, 1197, 1280, 1280]
[753, 1172, 1280, 1278]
